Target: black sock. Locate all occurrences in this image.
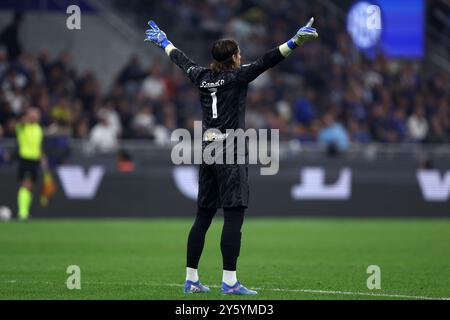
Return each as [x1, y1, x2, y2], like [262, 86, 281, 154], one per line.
[186, 206, 217, 269]
[221, 206, 245, 271]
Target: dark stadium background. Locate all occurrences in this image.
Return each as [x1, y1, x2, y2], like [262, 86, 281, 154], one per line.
[0, 0, 448, 217]
[0, 0, 449, 302]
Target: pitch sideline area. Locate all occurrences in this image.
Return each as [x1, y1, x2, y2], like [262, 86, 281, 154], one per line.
[1, 219, 449, 300]
[1, 279, 449, 300]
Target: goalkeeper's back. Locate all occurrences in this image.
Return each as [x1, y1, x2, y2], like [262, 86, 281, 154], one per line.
[169, 41, 285, 135]
[146, 19, 318, 135]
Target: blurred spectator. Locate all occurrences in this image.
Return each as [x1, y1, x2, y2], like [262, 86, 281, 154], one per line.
[132, 106, 156, 139]
[295, 121, 319, 143]
[349, 120, 371, 143]
[117, 149, 135, 172]
[99, 100, 122, 136]
[370, 104, 389, 142]
[0, 47, 8, 75]
[118, 55, 146, 96]
[0, 0, 448, 157]
[0, 11, 23, 61]
[89, 110, 119, 153]
[388, 109, 407, 142]
[426, 115, 448, 143]
[293, 88, 316, 125]
[77, 71, 100, 114]
[50, 96, 72, 127]
[44, 134, 70, 167]
[141, 65, 166, 100]
[319, 112, 350, 151]
[75, 118, 90, 139]
[5, 87, 25, 115]
[407, 107, 429, 142]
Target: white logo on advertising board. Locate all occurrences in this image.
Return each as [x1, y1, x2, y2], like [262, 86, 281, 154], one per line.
[291, 167, 352, 200]
[173, 166, 198, 200]
[417, 170, 450, 202]
[57, 166, 104, 199]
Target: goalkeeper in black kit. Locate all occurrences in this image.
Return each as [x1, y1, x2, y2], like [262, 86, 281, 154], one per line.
[145, 18, 318, 295]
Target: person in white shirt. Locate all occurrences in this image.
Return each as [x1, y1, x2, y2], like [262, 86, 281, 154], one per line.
[89, 111, 119, 153]
[407, 107, 428, 142]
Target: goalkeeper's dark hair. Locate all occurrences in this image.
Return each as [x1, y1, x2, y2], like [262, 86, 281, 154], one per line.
[210, 39, 239, 73]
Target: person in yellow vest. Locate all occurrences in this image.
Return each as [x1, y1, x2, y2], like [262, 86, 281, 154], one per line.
[16, 108, 44, 220]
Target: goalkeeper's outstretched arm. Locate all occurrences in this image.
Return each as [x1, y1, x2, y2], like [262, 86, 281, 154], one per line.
[236, 17, 318, 83]
[145, 20, 204, 84]
[144, 18, 318, 83]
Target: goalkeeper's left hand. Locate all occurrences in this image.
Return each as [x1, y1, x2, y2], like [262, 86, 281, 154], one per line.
[145, 20, 172, 49]
[287, 17, 319, 48]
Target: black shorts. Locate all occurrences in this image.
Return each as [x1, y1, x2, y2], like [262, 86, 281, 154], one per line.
[18, 158, 40, 183]
[197, 163, 249, 209]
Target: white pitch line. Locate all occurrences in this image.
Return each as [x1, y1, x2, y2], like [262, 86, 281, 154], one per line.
[162, 283, 450, 300]
[1, 280, 449, 300]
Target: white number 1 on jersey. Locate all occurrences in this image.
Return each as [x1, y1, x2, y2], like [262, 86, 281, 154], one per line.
[209, 89, 218, 119]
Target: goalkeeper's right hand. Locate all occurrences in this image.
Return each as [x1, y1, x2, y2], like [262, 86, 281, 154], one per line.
[287, 17, 319, 48]
[145, 20, 172, 49]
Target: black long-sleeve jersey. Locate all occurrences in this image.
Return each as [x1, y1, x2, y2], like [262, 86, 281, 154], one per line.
[169, 47, 285, 139]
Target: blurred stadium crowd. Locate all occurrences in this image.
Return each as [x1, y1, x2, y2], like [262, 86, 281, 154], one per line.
[0, 0, 449, 159]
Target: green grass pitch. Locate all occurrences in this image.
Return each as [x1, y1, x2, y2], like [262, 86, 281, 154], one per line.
[1, 218, 449, 300]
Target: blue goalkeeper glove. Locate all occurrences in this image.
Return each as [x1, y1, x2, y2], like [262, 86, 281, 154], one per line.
[145, 20, 172, 49]
[287, 17, 319, 49]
